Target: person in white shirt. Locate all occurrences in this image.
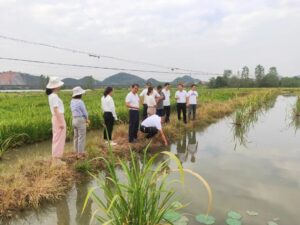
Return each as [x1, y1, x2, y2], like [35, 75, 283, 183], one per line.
[187, 84, 199, 120]
[101, 87, 118, 146]
[46, 76, 66, 163]
[140, 82, 160, 120]
[140, 114, 168, 146]
[156, 85, 165, 117]
[162, 83, 171, 123]
[125, 84, 140, 143]
[145, 87, 157, 116]
[175, 84, 189, 124]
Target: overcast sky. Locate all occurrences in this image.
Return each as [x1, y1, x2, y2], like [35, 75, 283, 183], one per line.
[0, 0, 299, 81]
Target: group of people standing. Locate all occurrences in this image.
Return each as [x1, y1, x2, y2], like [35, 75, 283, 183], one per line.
[126, 82, 199, 146]
[46, 77, 118, 164]
[45, 76, 199, 163]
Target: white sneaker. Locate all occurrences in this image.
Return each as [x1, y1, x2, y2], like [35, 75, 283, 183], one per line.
[111, 141, 117, 146]
[105, 141, 117, 146]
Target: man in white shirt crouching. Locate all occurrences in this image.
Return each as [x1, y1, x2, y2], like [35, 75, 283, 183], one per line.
[140, 114, 168, 146]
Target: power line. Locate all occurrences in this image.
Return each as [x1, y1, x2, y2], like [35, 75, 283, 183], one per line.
[0, 56, 219, 76]
[0, 34, 220, 75]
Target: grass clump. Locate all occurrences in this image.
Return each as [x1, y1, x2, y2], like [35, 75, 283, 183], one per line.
[0, 160, 74, 218]
[84, 145, 212, 225]
[85, 149, 177, 225]
[74, 160, 92, 173]
[0, 133, 28, 159]
[293, 96, 300, 116]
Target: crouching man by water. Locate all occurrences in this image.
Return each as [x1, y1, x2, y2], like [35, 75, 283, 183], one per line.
[140, 114, 168, 146]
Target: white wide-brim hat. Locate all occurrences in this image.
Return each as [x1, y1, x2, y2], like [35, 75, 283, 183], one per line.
[72, 86, 86, 97]
[46, 76, 64, 89]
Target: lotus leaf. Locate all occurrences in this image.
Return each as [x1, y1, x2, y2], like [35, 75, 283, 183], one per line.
[268, 222, 278, 225]
[195, 214, 216, 224]
[226, 218, 242, 225]
[163, 210, 182, 223]
[228, 211, 242, 219]
[173, 215, 189, 225]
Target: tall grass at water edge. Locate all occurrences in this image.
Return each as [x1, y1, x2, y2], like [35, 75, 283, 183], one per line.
[232, 90, 278, 126]
[232, 90, 278, 148]
[84, 145, 212, 225]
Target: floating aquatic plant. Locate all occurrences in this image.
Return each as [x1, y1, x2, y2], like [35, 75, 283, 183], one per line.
[267, 221, 278, 225]
[226, 218, 242, 225]
[227, 211, 242, 220]
[195, 214, 216, 224]
[246, 210, 258, 216]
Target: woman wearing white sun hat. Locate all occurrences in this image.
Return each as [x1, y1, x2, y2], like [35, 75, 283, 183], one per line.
[70, 86, 89, 156]
[46, 77, 66, 161]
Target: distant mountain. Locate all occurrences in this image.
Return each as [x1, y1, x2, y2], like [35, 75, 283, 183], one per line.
[171, 75, 201, 86]
[63, 76, 102, 88]
[62, 78, 82, 87]
[0, 71, 42, 89]
[146, 78, 162, 87]
[0, 71, 201, 89]
[102, 73, 146, 86]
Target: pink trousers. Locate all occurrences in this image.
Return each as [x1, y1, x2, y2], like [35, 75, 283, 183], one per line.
[51, 115, 66, 158]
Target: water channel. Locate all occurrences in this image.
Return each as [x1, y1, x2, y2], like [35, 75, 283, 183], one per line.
[2, 95, 300, 225]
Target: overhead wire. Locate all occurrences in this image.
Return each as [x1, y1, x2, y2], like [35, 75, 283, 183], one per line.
[0, 56, 219, 76]
[0, 34, 221, 76]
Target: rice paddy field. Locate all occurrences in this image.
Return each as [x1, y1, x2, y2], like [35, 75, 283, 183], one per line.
[0, 88, 263, 147]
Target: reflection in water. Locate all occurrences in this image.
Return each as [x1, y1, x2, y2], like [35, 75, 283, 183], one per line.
[176, 134, 187, 164]
[232, 96, 277, 149]
[75, 182, 92, 225]
[290, 115, 300, 133]
[289, 96, 300, 133]
[169, 95, 300, 224]
[232, 122, 251, 149]
[175, 131, 199, 164]
[56, 198, 70, 225]
[187, 131, 198, 163]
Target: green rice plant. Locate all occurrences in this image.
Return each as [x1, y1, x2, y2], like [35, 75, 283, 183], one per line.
[293, 97, 300, 116]
[232, 91, 278, 149]
[233, 107, 247, 126]
[0, 88, 279, 151]
[288, 97, 300, 133]
[74, 160, 92, 173]
[232, 122, 249, 149]
[0, 133, 28, 159]
[83, 146, 212, 225]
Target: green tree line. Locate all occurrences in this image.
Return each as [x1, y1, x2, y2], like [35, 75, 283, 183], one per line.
[208, 65, 300, 88]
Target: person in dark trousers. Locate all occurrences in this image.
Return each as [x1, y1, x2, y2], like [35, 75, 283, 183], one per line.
[188, 84, 199, 120]
[101, 87, 118, 146]
[156, 85, 165, 117]
[175, 84, 189, 124]
[140, 114, 168, 146]
[162, 83, 171, 123]
[125, 84, 140, 143]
